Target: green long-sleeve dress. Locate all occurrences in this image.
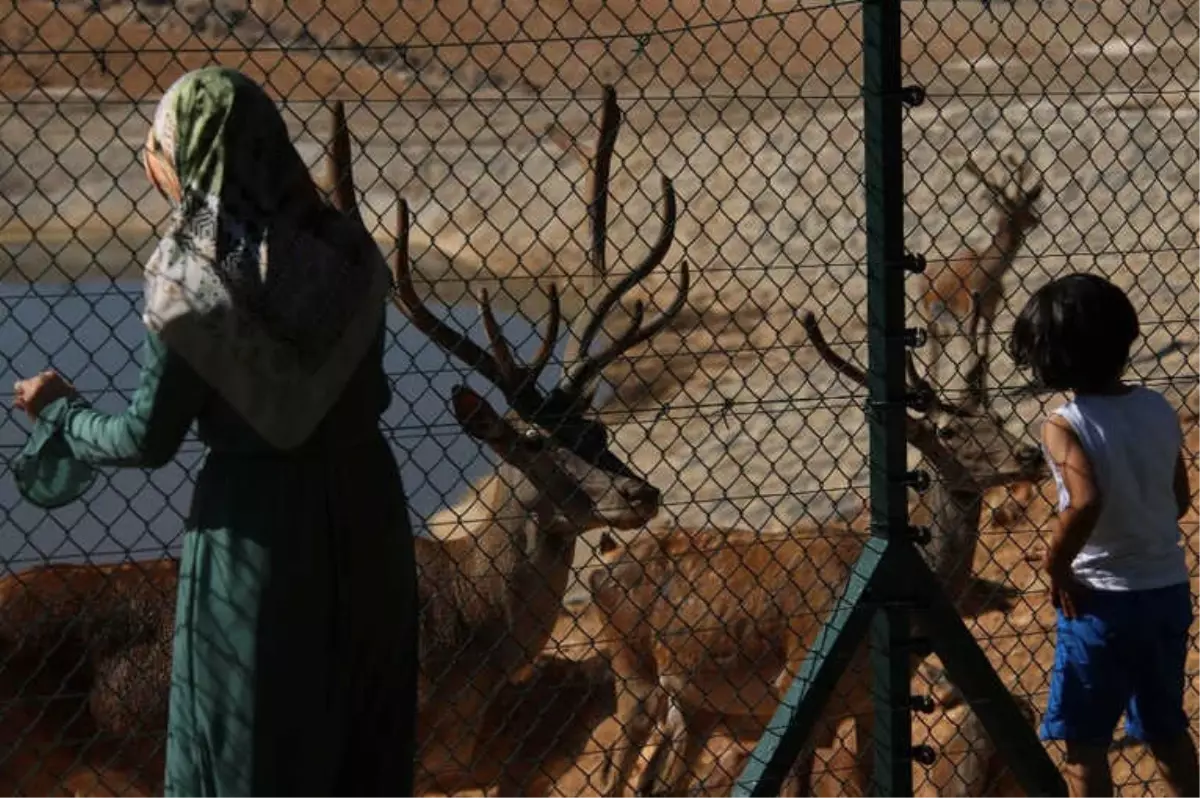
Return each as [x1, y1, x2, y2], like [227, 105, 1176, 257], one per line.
[15, 327, 418, 796]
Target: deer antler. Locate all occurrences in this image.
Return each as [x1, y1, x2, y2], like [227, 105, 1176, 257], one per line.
[391, 199, 564, 421]
[562, 254, 689, 402]
[586, 86, 621, 278]
[966, 145, 1043, 210]
[325, 100, 359, 220]
[393, 88, 686, 424]
[963, 154, 1014, 210]
[802, 311, 980, 481]
[802, 312, 867, 387]
[561, 85, 685, 403]
[802, 312, 970, 419]
[1002, 143, 1037, 195]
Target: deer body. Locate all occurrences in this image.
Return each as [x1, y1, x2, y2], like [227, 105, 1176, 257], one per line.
[586, 308, 1045, 796]
[414, 477, 625, 780]
[587, 526, 862, 796]
[0, 87, 687, 797]
[0, 558, 618, 798]
[917, 149, 1044, 376]
[422, 653, 619, 797]
[921, 224, 1026, 334]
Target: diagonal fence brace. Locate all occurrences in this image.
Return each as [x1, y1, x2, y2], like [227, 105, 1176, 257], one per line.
[733, 537, 887, 798]
[733, 537, 1066, 797]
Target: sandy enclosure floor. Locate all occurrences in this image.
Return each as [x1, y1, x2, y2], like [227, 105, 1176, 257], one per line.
[1, 1, 1197, 796]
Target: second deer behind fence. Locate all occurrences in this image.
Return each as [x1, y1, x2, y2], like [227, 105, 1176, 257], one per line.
[585, 297, 1046, 797]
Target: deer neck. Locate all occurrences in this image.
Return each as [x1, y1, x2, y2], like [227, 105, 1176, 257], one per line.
[917, 452, 983, 601]
[448, 471, 579, 650]
[468, 472, 576, 590]
[983, 217, 1028, 280]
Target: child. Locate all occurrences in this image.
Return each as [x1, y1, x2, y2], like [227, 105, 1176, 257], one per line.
[1009, 272, 1198, 797]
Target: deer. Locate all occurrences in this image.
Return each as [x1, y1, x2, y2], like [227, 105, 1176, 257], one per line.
[399, 81, 689, 781]
[916, 147, 1044, 373]
[915, 146, 1045, 535]
[584, 294, 1046, 797]
[0, 85, 688, 797]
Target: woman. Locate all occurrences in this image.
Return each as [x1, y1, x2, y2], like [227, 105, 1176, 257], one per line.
[12, 67, 418, 796]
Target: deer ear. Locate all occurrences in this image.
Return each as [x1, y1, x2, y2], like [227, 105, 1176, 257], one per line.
[450, 385, 511, 443]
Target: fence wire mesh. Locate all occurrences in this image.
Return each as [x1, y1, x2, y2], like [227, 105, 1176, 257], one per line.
[0, 1, 1195, 796]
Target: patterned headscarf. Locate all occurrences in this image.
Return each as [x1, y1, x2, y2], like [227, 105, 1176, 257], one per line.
[141, 67, 390, 450]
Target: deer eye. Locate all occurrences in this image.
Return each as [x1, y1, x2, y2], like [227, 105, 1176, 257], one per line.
[936, 426, 958, 440]
[523, 429, 540, 440]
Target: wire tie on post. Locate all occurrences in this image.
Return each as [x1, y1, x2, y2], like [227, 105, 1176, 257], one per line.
[901, 251, 927, 274]
[904, 469, 931, 493]
[901, 84, 926, 108]
[912, 745, 937, 766]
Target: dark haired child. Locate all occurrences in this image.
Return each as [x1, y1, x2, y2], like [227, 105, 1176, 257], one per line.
[1010, 272, 1198, 797]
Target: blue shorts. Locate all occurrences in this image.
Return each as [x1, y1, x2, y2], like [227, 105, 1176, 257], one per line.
[1041, 581, 1194, 745]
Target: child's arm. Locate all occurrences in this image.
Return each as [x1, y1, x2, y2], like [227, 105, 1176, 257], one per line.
[1174, 450, 1191, 520]
[1042, 416, 1101, 616]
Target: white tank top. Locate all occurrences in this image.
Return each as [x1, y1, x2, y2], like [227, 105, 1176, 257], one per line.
[1048, 386, 1189, 591]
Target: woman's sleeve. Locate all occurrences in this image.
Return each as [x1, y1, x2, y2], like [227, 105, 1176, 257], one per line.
[14, 331, 208, 508]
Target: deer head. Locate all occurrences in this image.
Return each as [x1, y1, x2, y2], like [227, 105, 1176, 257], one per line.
[963, 146, 1044, 237]
[803, 295, 1044, 493]
[389, 87, 688, 533]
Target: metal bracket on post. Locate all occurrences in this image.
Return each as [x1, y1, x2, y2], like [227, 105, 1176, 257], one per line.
[911, 745, 937, 766]
[901, 251, 927, 274]
[905, 469, 931, 493]
[901, 84, 926, 108]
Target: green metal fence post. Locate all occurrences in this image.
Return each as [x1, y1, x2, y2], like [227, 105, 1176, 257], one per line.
[735, 2, 1080, 795]
[735, 2, 917, 794]
[862, 1, 915, 794]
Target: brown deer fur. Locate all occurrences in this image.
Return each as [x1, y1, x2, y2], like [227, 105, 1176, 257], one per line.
[585, 304, 1046, 797]
[422, 653, 617, 797]
[0, 87, 687, 797]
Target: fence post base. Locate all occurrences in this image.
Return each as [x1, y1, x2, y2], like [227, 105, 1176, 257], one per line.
[733, 537, 1067, 797]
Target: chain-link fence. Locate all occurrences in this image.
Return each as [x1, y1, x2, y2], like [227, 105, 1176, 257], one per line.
[0, 1, 1195, 796]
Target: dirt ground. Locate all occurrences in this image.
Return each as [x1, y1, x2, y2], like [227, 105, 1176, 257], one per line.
[1, 1, 1196, 796]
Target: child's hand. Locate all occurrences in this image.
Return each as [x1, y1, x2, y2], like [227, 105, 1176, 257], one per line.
[1048, 564, 1084, 619]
